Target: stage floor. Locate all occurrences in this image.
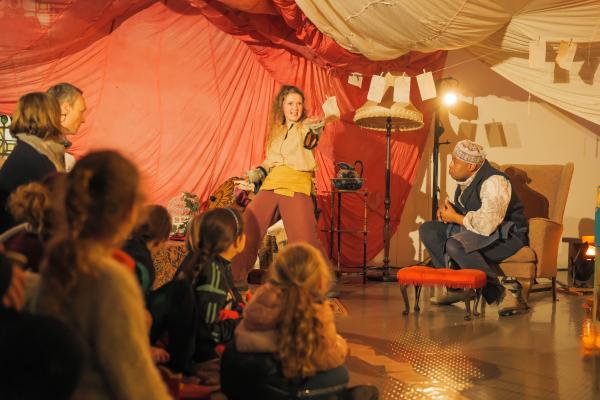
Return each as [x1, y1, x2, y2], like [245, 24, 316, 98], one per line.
[336, 273, 600, 399]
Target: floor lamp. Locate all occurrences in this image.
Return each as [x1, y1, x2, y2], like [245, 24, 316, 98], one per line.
[354, 74, 424, 281]
[431, 77, 457, 220]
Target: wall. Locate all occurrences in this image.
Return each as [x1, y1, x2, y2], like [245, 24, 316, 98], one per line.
[382, 49, 600, 269]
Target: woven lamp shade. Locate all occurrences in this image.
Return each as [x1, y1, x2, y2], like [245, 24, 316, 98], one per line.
[353, 73, 424, 132]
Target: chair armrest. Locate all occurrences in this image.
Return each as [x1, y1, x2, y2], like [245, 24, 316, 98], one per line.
[528, 218, 563, 278]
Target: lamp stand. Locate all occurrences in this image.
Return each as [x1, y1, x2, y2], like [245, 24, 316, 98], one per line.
[368, 117, 398, 282]
[431, 109, 450, 220]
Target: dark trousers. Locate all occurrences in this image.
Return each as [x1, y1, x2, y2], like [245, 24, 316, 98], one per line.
[148, 278, 196, 375]
[419, 220, 523, 303]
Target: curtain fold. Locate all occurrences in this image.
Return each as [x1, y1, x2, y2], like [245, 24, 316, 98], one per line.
[292, 0, 600, 124]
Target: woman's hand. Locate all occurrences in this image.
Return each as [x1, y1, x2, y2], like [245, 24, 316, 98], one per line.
[303, 116, 323, 125]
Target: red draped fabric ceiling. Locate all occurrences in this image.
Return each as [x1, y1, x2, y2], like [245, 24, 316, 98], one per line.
[0, 0, 446, 265]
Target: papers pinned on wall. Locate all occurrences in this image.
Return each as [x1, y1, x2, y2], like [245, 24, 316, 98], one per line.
[348, 73, 363, 88]
[528, 38, 546, 69]
[416, 71, 436, 101]
[367, 74, 386, 102]
[556, 40, 577, 70]
[393, 75, 411, 104]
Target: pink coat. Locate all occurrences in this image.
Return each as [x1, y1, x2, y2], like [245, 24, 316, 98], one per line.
[235, 282, 348, 372]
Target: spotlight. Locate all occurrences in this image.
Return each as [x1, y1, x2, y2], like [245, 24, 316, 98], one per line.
[585, 245, 596, 259]
[443, 92, 457, 106]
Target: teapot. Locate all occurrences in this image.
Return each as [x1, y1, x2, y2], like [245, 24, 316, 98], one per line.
[332, 160, 364, 190]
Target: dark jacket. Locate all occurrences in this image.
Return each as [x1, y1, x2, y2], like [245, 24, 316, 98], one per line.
[192, 255, 243, 361]
[0, 140, 57, 232]
[122, 236, 156, 296]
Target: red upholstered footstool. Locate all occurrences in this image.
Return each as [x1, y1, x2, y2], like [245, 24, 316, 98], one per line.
[396, 266, 487, 320]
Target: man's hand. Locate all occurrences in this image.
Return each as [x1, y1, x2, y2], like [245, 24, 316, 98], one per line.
[2, 266, 25, 311]
[439, 198, 464, 225]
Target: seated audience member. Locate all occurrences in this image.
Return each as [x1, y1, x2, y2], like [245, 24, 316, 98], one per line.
[1, 182, 52, 272]
[47, 82, 87, 172]
[178, 208, 246, 363]
[123, 205, 172, 295]
[246, 268, 268, 301]
[0, 251, 83, 400]
[34, 150, 171, 399]
[0, 92, 66, 232]
[221, 243, 349, 400]
[123, 204, 196, 376]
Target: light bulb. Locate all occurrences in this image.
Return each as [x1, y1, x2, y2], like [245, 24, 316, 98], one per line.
[443, 92, 457, 106]
[585, 245, 596, 258]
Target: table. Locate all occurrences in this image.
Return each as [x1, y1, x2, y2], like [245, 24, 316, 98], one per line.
[322, 188, 369, 283]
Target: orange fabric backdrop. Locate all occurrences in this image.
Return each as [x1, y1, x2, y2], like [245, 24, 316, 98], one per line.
[0, 1, 446, 265]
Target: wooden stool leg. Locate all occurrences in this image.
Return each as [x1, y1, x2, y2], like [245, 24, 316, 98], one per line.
[414, 285, 422, 312]
[464, 289, 474, 321]
[400, 285, 410, 315]
[481, 294, 486, 316]
[473, 288, 482, 317]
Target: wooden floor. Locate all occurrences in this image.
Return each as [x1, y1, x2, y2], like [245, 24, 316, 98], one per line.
[335, 273, 600, 399]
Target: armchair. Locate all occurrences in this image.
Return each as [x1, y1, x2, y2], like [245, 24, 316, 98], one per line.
[496, 162, 574, 301]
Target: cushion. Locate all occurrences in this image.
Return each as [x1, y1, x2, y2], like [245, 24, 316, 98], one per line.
[499, 246, 536, 263]
[397, 266, 486, 289]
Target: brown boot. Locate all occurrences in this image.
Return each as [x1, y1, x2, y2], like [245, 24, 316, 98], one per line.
[498, 278, 528, 317]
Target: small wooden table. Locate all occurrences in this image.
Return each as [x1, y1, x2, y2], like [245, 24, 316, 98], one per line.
[322, 188, 369, 283]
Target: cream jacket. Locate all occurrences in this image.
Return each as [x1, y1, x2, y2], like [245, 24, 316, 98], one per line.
[262, 123, 316, 173]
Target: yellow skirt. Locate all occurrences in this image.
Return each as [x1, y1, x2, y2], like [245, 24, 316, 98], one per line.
[260, 165, 312, 197]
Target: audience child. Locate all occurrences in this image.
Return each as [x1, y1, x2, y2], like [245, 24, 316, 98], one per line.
[179, 207, 246, 363]
[1, 182, 51, 272]
[123, 204, 197, 376]
[221, 243, 349, 399]
[34, 150, 171, 400]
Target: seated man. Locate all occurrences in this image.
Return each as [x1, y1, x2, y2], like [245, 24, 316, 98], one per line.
[419, 140, 528, 316]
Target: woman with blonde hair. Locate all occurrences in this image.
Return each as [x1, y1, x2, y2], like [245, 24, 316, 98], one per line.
[232, 85, 329, 281]
[0, 92, 66, 232]
[221, 243, 349, 399]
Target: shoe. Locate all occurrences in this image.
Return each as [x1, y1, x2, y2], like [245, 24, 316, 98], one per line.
[498, 278, 528, 316]
[430, 289, 465, 305]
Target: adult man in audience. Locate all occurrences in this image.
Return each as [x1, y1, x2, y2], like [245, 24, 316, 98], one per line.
[47, 83, 86, 170]
[419, 140, 529, 316]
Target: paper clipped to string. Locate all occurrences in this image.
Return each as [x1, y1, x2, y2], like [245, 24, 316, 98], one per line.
[528, 38, 546, 69]
[416, 71, 436, 101]
[367, 75, 386, 102]
[348, 73, 363, 88]
[555, 40, 577, 70]
[393, 75, 411, 103]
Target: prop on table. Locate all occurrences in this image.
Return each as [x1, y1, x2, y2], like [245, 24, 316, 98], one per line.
[332, 160, 364, 190]
[167, 191, 200, 240]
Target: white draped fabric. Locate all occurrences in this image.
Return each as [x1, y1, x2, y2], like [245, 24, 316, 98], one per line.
[295, 0, 600, 124]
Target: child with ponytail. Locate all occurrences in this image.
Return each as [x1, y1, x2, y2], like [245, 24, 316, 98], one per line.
[179, 207, 246, 363]
[221, 243, 349, 399]
[34, 150, 171, 400]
